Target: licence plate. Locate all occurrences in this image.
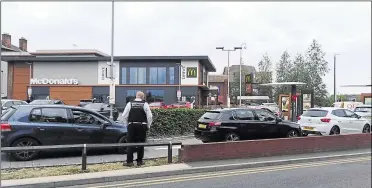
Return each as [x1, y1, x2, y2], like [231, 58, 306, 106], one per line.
[302, 126, 314, 130]
[198, 124, 207, 129]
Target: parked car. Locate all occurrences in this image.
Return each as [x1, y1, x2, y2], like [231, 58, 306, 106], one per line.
[297, 107, 371, 136]
[29, 99, 65, 105]
[260, 103, 283, 119]
[1, 105, 127, 161]
[83, 103, 119, 121]
[354, 105, 371, 123]
[169, 101, 191, 109]
[1, 99, 28, 111]
[148, 102, 168, 109]
[78, 99, 97, 107]
[194, 108, 301, 143]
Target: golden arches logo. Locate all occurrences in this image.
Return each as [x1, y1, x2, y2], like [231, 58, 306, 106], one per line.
[245, 74, 252, 83]
[187, 67, 197, 78]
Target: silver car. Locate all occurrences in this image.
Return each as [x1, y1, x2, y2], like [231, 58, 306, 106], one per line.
[354, 104, 372, 123]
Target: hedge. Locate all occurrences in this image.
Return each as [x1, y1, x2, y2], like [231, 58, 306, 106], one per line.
[148, 108, 206, 137]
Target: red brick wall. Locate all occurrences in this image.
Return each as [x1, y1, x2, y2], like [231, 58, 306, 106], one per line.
[179, 134, 371, 162]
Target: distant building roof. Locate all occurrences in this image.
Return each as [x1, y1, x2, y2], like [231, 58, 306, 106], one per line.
[1, 41, 23, 52]
[208, 75, 227, 82]
[31, 49, 109, 57]
[223, 65, 256, 75]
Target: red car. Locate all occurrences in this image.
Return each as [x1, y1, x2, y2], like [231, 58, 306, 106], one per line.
[149, 102, 168, 109]
[168, 101, 191, 109]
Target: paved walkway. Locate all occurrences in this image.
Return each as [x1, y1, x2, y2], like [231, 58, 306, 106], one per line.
[3, 148, 371, 188]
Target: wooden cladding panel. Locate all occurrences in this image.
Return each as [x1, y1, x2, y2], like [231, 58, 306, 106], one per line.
[50, 86, 92, 106]
[13, 63, 31, 100]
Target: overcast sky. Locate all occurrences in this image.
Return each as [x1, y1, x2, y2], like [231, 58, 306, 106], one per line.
[2, 2, 371, 95]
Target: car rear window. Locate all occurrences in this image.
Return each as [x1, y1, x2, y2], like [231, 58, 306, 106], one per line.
[302, 109, 328, 117]
[1, 107, 17, 120]
[200, 111, 221, 120]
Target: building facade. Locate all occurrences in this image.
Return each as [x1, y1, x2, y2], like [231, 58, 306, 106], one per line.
[3, 53, 216, 108]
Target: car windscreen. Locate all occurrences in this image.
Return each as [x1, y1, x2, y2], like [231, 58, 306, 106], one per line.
[302, 109, 328, 117]
[29, 100, 51, 105]
[354, 107, 372, 113]
[200, 111, 221, 120]
[84, 103, 103, 110]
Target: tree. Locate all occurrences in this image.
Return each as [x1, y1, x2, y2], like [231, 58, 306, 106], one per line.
[304, 39, 330, 106]
[257, 53, 273, 98]
[274, 51, 293, 100]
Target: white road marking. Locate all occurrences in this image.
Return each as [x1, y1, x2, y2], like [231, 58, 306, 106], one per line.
[154, 145, 182, 150]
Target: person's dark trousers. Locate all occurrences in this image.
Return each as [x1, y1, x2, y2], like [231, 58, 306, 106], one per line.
[126, 123, 147, 165]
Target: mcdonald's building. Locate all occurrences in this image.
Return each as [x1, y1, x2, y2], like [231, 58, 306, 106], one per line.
[2, 48, 217, 109]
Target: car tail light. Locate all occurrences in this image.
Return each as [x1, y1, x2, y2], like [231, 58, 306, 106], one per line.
[209, 122, 221, 126]
[1, 123, 12, 132]
[297, 116, 301, 121]
[320, 118, 331, 123]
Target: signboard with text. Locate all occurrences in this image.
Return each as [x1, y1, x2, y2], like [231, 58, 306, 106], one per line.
[30, 78, 79, 85]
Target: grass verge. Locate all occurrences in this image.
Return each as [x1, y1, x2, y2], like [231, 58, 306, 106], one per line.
[2, 156, 178, 180]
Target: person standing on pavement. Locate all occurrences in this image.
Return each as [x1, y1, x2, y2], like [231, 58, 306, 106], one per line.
[121, 91, 153, 166]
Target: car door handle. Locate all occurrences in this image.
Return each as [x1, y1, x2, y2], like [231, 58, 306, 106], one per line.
[37, 127, 45, 131]
[76, 128, 84, 132]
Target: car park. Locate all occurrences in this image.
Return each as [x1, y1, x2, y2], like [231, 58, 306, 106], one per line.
[83, 103, 119, 121]
[297, 107, 371, 136]
[194, 108, 302, 143]
[1, 99, 28, 111]
[29, 99, 65, 105]
[1, 104, 127, 161]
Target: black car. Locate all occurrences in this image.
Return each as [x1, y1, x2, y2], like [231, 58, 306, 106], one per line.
[1, 105, 128, 161]
[29, 99, 65, 105]
[83, 103, 119, 121]
[194, 108, 301, 143]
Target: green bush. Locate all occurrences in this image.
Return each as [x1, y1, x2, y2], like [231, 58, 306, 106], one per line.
[149, 108, 206, 137]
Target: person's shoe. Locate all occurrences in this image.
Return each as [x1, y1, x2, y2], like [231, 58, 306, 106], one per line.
[124, 163, 134, 167]
[137, 161, 145, 166]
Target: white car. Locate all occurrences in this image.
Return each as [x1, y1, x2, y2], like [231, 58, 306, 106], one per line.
[354, 105, 371, 124]
[298, 107, 371, 136]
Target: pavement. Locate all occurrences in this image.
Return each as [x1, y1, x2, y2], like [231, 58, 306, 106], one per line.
[1, 136, 200, 169]
[69, 156, 371, 188]
[3, 148, 371, 188]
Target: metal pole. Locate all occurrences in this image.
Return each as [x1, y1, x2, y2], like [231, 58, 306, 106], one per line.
[109, 1, 115, 120]
[178, 64, 181, 101]
[239, 49, 242, 107]
[333, 54, 336, 103]
[227, 51, 230, 108]
[0, 1, 3, 185]
[29, 63, 32, 100]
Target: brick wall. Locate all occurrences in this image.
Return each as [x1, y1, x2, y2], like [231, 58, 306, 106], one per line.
[179, 134, 371, 162]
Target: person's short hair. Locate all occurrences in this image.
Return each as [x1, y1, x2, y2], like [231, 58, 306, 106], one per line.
[136, 91, 145, 100]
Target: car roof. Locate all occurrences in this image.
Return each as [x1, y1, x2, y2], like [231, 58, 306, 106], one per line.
[307, 107, 349, 112]
[19, 104, 83, 110]
[2, 99, 23, 102]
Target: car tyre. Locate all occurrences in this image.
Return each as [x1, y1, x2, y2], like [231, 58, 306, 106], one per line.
[329, 126, 340, 135]
[10, 137, 40, 161]
[286, 130, 299, 138]
[225, 133, 240, 142]
[362, 124, 371, 133]
[117, 136, 128, 154]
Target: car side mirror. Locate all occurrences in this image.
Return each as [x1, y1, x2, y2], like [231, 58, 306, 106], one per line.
[101, 121, 111, 129]
[276, 117, 282, 123]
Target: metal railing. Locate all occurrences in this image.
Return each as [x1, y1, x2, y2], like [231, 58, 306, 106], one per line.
[2, 141, 182, 171]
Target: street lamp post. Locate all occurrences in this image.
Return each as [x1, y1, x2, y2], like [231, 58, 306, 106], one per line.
[216, 47, 238, 108]
[234, 43, 246, 107]
[26, 62, 32, 100]
[178, 64, 185, 102]
[109, 0, 115, 120]
[334, 54, 340, 103]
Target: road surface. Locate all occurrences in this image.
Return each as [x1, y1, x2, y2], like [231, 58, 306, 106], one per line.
[69, 156, 371, 188]
[1, 137, 201, 169]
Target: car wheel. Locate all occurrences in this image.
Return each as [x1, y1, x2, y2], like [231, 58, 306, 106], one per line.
[287, 130, 299, 138]
[225, 133, 240, 142]
[117, 136, 127, 154]
[10, 137, 40, 161]
[329, 126, 340, 135]
[362, 124, 371, 133]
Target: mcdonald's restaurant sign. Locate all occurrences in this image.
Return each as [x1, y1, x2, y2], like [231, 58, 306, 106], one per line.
[186, 67, 198, 78]
[245, 74, 253, 84]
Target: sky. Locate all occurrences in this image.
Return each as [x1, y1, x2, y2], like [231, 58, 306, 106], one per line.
[1, 2, 371, 95]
